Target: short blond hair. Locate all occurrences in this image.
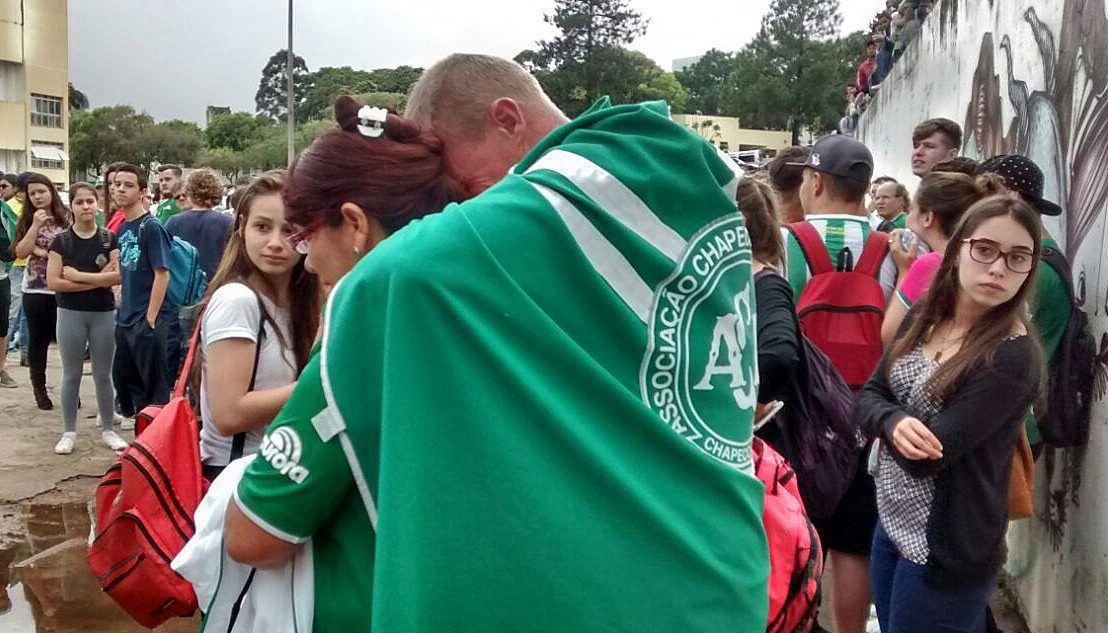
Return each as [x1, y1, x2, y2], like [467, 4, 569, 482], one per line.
[404, 53, 556, 140]
[185, 168, 225, 208]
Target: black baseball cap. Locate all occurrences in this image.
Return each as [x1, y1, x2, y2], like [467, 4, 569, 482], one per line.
[976, 154, 1062, 216]
[787, 134, 874, 184]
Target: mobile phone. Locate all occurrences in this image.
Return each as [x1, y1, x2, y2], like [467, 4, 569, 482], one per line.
[754, 401, 785, 431]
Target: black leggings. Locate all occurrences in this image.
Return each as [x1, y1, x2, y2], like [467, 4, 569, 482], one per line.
[23, 293, 57, 387]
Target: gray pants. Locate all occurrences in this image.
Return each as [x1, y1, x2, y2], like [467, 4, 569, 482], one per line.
[56, 308, 116, 432]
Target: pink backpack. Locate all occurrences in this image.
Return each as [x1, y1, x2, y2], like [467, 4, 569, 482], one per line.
[753, 437, 823, 633]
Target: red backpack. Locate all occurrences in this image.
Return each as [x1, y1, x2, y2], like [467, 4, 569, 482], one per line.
[753, 437, 823, 633]
[87, 330, 205, 628]
[787, 221, 889, 390]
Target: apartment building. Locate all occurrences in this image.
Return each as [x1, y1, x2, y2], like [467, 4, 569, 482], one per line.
[0, 0, 69, 189]
[671, 113, 792, 154]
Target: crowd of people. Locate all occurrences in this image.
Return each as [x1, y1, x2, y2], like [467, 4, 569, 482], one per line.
[841, 0, 936, 133]
[0, 52, 1081, 633]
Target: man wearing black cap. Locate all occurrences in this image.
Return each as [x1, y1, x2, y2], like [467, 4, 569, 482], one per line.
[781, 134, 894, 633]
[977, 154, 1071, 454]
[783, 135, 898, 300]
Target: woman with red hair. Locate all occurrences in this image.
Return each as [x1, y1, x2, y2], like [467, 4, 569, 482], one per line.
[283, 96, 462, 291]
[211, 97, 462, 631]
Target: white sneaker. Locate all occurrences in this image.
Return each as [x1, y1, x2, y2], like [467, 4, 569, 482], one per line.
[117, 414, 135, 430]
[102, 430, 129, 452]
[54, 432, 77, 455]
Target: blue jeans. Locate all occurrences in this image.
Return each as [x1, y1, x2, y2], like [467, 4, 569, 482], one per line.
[870, 522, 996, 633]
[6, 266, 27, 354]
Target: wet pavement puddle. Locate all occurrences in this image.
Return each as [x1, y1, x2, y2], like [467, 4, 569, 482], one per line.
[0, 497, 198, 633]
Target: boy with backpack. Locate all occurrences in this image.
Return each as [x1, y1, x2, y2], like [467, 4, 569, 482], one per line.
[781, 134, 892, 633]
[976, 155, 1093, 452]
[111, 164, 175, 422]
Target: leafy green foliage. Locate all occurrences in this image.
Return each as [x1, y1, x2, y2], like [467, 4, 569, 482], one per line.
[518, 0, 684, 116]
[205, 112, 267, 152]
[255, 49, 311, 122]
[674, 49, 735, 115]
[68, 82, 89, 110]
[676, 0, 857, 144]
[367, 66, 423, 94]
[69, 106, 202, 179]
[301, 66, 377, 122]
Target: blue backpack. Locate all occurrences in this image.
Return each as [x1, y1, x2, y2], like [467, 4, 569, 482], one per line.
[139, 216, 208, 306]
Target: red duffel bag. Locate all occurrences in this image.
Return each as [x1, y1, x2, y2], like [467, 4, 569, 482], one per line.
[87, 328, 205, 628]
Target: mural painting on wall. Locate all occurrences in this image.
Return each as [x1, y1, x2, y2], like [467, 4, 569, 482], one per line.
[960, 1, 1108, 548]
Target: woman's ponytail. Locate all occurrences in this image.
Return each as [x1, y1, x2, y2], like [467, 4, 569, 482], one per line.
[973, 172, 1007, 198]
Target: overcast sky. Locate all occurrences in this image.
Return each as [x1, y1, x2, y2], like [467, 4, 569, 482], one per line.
[69, 0, 883, 124]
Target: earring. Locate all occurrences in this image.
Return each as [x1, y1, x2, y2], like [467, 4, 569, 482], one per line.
[352, 246, 360, 256]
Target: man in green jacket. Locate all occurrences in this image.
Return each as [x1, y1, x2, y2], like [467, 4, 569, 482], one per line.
[226, 54, 769, 633]
[977, 154, 1071, 454]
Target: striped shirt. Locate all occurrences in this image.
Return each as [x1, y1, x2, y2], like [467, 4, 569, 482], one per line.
[781, 214, 898, 301]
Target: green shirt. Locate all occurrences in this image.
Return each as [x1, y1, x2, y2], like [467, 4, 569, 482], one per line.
[781, 213, 899, 301]
[1025, 236, 1072, 443]
[885, 212, 908, 229]
[240, 98, 769, 632]
[155, 198, 179, 224]
[235, 352, 372, 633]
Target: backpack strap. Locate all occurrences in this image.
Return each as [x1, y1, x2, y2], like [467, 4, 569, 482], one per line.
[1040, 246, 1076, 305]
[229, 289, 267, 462]
[787, 221, 834, 275]
[173, 315, 204, 399]
[854, 230, 890, 278]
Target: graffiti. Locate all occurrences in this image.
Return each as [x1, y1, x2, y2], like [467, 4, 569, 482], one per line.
[861, 1, 1108, 626]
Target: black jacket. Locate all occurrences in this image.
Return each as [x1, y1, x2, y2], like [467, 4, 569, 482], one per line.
[855, 334, 1040, 590]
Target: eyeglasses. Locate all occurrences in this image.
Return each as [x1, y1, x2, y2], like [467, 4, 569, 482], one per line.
[962, 238, 1036, 273]
[286, 223, 319, 255]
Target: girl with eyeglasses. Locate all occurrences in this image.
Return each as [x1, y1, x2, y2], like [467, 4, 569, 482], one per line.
[881, 172, 1006, 346]
[855, 195, 1044, 632]
[192, 171, 320, 480]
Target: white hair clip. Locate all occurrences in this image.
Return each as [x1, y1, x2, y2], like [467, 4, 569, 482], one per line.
[356, 106, 388, 138]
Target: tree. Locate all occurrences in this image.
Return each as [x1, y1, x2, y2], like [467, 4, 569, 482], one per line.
[302, 66, 377, 122]
[206, 111, 267, 151]
[690, 119, 722, 144]
[255, 49, 311, 122]
[68, 106, 154, 180]
[138, 120, 202, 170]
[674, 49, 734, 115]
[731, 0, 845, 144]
[68, 82, 89, 110]
[196, 147, 249, 185]
[530, 0, 650, 107]
[356, 91, 409, 112]
[367, 66, 423, 94]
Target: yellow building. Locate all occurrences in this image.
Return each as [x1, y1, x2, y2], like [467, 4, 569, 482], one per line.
[671, 113, 792, 155]
[0, 0, 69, 189]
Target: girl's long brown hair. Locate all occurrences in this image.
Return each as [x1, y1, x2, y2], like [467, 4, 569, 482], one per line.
[736, 176, 785, 270]
[10, 172, 70, 257]
[191, 171, 320, 389]
[887, 195, 1045, 400]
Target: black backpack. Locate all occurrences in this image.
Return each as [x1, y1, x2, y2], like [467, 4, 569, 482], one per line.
[754, 270, 862, 519]
[1036, 247, 1097, 447]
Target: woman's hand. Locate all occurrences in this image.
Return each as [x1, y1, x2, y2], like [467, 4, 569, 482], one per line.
[891, 416, 943, 460]
[888, 229, 919, 275]
[62, 265, 79, 280]
[32, 209, 50, 228]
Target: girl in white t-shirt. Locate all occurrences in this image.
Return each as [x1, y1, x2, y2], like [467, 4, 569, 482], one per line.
[193, 171, 320, 479]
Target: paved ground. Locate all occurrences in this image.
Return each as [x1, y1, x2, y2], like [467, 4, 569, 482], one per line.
[0, 348, 198, 632]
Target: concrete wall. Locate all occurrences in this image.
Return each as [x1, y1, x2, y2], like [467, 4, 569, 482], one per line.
[857, 1, 1108, 631]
